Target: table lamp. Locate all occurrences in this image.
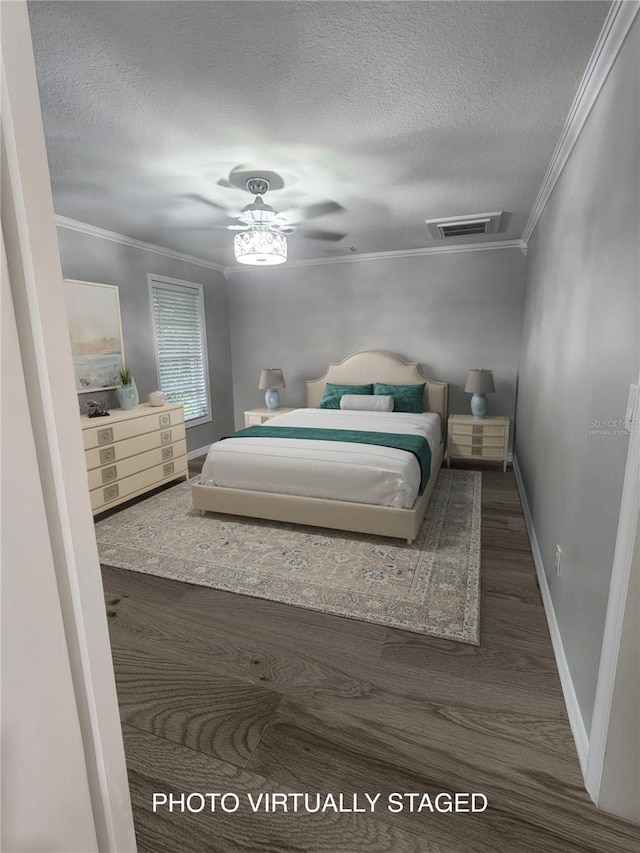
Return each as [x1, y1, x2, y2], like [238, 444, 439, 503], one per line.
[465, 369, 495, 418]
[259, 368, 286, 411]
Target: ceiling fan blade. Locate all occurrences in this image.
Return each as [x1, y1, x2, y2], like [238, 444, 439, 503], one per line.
[280, 200, 345, 223]
[184, 193, 238, 216]
[298, 228, 346, 242]
[172, 224, 244, 231]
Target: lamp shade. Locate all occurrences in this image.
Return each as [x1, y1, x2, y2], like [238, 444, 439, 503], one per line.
[234, 231, 287, 265]
[258, 369, 285, 390]
[465, 369, 495, 394]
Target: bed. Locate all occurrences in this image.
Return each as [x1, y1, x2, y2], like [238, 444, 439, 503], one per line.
[191, 350, 448, 543]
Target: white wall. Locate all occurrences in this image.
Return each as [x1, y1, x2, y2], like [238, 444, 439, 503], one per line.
[515, 17, 640, 733]
[227, 247, 526, 431]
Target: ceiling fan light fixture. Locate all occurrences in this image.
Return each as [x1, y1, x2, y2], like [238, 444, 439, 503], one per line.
[234, 230, 287, 265]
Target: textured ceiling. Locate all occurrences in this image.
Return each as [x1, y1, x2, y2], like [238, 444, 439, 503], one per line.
[28, 1, 610, 266]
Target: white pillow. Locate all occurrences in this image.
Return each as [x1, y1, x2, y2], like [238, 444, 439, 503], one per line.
[340, 394, 394, 412]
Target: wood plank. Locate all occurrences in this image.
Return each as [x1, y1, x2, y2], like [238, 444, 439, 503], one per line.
[111, 643, 281, 767]
[248, 700, 640, 853]
[103, 561, 388, 657]
[123, 725, 429, 853]
[106, 583, 569, 718]
[102, 563, 194, 607]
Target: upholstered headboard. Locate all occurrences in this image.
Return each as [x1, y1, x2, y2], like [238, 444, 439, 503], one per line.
[305, 350, 448, 427]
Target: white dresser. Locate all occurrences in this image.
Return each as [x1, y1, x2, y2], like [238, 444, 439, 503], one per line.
[81, 402, 188, 514]
[446, 414, 510, 472]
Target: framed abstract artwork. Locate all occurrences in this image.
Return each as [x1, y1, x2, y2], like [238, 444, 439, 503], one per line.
[63, 279, 125, 392]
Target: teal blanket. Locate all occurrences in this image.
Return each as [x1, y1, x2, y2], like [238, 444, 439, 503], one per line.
[220, 426, 432, 495]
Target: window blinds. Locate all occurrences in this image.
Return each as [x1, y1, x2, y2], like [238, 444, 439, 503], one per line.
[150, 281, 210, 423]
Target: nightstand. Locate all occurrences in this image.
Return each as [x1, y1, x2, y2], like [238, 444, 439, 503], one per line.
[244, 407, 296, 427]
[446, 414, 510, 472]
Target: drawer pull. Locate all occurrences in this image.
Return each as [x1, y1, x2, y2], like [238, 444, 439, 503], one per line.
[159, 413, 171, 427]
[97, 428, 114, 445]
[103, 483, 119, 502]
[163, 462, 175, 477]
[101, 465, 118, 483]
[99, 446, 116, 464]
[472, 425, 483, 435]
[472, 436, 483, 446]
[471, 446, 482, 456]
[162, 446, 174, 461]
[160, 430, 172, 445]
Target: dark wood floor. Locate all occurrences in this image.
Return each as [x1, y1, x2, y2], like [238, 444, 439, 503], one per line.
[102, 460, 640, 852]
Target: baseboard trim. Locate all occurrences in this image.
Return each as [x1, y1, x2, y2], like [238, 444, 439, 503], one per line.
[512, 453, 590, 777]
[187, 445, 211, 461]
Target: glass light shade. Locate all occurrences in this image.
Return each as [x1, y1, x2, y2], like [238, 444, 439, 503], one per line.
[234, 230, 287, 265]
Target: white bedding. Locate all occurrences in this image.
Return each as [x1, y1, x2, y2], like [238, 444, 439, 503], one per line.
[199, 408, 442, 509]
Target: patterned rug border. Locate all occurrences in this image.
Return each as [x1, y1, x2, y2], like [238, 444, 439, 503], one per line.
[96, 470, 482, 645]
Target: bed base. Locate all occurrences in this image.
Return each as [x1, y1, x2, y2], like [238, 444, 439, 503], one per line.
[191, 443, 444, 544]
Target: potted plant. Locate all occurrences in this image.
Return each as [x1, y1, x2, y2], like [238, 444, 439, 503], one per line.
[116, 366, 136, 410]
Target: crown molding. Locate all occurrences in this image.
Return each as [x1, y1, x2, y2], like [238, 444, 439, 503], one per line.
[55, 215, 522, 276]
[225, 239, 524, 275]
[522, 1, 639, 246]
[54, 215, 226, 272]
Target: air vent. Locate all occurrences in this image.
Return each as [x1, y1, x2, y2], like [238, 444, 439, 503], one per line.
[425, 212, 503, 240]
[439, 220, 490, 237]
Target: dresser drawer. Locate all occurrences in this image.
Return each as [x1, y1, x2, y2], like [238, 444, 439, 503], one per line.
[451, 441, 474, 456]
[90, 454, 188, 511]
[85, 423, 186, 469]
[455, 434, 505, 449]
[82, 408, 185, 450]
[450, 441, 506, 458]
[86, 440, 187, 490]
[480, 446, 506, 459]
[245, 413, 266, 426]
[451, 424, 505, 438]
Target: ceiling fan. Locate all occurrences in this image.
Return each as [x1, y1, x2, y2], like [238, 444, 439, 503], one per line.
[229, 177, 346, 238]
[187, 175, 347, 265]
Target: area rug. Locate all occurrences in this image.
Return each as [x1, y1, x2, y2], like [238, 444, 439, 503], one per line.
[95, 469, 482, 644]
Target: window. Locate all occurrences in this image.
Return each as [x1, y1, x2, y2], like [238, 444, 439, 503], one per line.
[149, 276, 211, 427]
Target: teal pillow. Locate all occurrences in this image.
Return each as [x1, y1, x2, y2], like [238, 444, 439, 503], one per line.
[317, 383, 373, 409]
[374, 382, 425, 413]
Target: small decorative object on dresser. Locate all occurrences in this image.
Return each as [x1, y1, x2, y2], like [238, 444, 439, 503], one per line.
[464, 368, 495, 418]
[116, 366, 136, 411]
[148, 390, 167, 406]
[244, 406, 296, 427]
[447, 414, 509, 472]
[85, 400, 110, 418]
[81, 402, 188, 514]
[258, 368, 286, 411]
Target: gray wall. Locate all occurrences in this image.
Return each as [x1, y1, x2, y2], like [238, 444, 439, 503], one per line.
[515, 19, 640, 732]
[57, 228, 235, 452]
[227, 248, 527, 434]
